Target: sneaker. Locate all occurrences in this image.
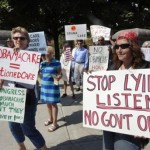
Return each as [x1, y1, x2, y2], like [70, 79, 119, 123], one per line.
[61, 93, 67, 98]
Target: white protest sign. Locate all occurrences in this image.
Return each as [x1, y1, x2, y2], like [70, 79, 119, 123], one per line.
[0, 86, 26, 123]
[90, 25, 111, 42]
[65, 24, 87, 40]
[83, 69, 150, 138]
[0, 46, 41, 85]
[89, 46, 109, 71]
[141, 48, 150, 61]
[28, 31, 47, 54]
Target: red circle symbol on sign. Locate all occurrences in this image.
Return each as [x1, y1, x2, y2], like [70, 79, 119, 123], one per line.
[71, 25, 76, 31]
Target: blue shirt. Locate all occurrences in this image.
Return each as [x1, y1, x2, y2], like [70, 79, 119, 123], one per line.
[74, 47, 89, 69]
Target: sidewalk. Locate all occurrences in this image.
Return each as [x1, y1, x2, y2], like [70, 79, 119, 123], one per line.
[0, 79, 150, 150]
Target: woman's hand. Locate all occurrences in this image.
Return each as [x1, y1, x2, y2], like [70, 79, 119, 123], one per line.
[13, 47, 20, 52]
[56, 74, 62, 81]
[0, 79, 4, 89]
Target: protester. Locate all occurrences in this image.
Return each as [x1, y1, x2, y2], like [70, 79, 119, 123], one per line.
[5, 37, 14, 48]
[60, 42, 75, 99]
[97, 36, 105, 45]
[73, 39, 89, 91]
[0, 26, 47, 150]
[103, 31, 150, 150]
[96, 36, 114, 70]
[41, 54, 46, 62]
[40, 46, 62, 131]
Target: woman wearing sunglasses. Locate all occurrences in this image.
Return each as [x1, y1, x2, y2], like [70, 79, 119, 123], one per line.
[2, 27, 47, 150]
[103, 31, 150, 150]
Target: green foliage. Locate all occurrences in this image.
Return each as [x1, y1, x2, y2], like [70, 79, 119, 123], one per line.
[1, 0, 150, 31]
[1, 0, 150, 58]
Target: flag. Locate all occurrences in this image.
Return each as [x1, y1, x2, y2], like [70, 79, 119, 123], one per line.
[64, 47, 72, 61]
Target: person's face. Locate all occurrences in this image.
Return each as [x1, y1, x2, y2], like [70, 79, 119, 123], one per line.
[12, 32, 28, 50]
[115, 39, 132, 62]
[46, 51, 53, 60]
[7, 41, 14, 48]
[77, 41, 83, 48]
[41, 55, 46, 61]
[98, 38, 105, 45]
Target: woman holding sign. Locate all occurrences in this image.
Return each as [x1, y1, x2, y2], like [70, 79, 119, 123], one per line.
[103, 31, 150, 150]
[7, 27, 47, 150]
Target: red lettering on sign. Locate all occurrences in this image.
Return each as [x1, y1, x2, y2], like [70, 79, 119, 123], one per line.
[84, 110, 99, 126]
[101, 111, 132, 129]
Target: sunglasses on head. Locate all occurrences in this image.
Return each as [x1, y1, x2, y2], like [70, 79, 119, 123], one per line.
[115, 43, 130, 49]
[13, 37, 26, 40]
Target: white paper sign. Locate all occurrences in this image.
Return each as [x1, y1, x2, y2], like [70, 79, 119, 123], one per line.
[83, 69, 150, 138]
[0, 46, 41, 85]
[90, 25, 111, 42]
[89, 46, 109, 71]
[0, 86, 26, 123]
[65, 24, 87, 40]
[28, 31, 47, 54]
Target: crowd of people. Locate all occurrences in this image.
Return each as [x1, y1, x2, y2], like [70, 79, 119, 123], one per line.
[0, 26, 150, 150]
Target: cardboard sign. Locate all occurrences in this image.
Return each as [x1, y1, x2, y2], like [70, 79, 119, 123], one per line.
[89, 46, 109, 71]
[90, 25, 111, 42]
[28, 31, 47, 54]
[83, 69, 150, 138]
[0, 86, 26, 123]
[0, 46, 41, 85]
[65, 24, 87, 40]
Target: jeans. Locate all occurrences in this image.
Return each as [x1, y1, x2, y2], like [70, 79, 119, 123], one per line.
[103, 131, 141, 150]
[9, 103, 45, 149]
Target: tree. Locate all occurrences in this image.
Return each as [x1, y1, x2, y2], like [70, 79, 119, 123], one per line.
[0, 0, 94, 59]
[0, 0, 150, 59]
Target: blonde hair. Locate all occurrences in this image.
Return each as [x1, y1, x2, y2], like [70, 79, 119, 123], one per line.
[11, 26, 30, 43]
[47, 46, 55, 54]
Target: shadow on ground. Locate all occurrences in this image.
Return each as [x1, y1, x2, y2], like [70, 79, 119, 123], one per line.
[58, 109, 82, 127]
[46, 135, 102, 150]
[60, 93, 83, 106]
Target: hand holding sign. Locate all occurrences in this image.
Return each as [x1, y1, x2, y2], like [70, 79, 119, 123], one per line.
[0, 79, 4, 89]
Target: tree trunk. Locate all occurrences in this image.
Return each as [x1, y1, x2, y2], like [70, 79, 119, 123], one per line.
[53, 33, 60, 60]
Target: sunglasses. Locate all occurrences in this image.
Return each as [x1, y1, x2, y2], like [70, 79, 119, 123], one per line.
[98, 39, 104, 42]
[13, 37, 26, 40]
[115, 43, 130, 49]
